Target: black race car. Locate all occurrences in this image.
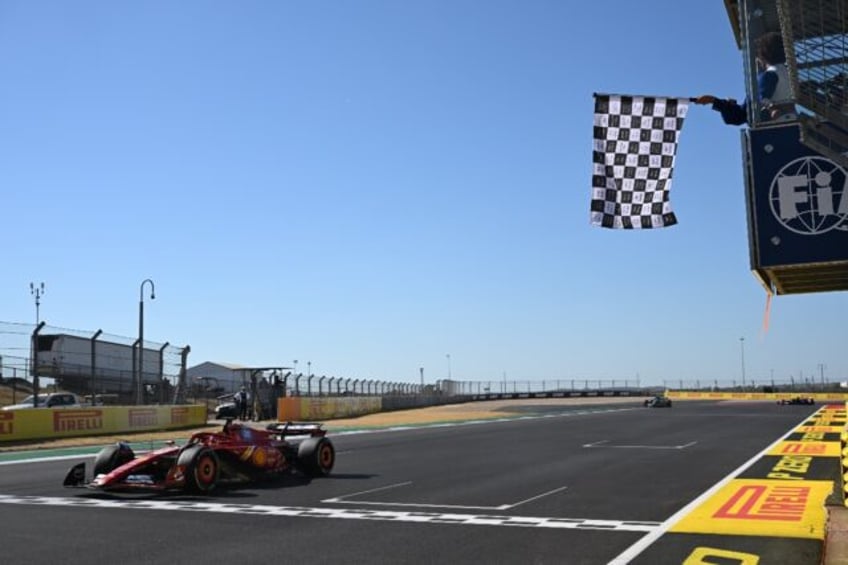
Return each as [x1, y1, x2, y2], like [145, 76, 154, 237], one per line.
[644, 395, 672, 408]
[777, 396, 815, 405]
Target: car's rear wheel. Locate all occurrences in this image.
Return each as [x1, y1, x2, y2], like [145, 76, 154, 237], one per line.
[297, 437, 335, 477]
[93, 442, 135, 476]
[179, 445, 220, 493]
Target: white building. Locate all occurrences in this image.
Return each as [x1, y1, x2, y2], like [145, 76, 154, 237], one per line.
[185, 361, 249, 394]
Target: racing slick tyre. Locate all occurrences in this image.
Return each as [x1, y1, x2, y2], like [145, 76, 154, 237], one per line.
[296, 437, 335, 477]
[178, 445, 220, 493]
[93, 442, 135, 476]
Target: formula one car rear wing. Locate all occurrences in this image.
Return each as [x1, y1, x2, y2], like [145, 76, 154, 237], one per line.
[265, 421, 327, 437]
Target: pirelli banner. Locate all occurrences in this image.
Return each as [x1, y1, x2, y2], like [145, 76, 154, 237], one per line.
[0, 405, 207, 443]
[667, 392, 848, 402]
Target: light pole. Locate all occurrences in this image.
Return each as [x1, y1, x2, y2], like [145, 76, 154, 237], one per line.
[739, 337, 746, 390]
[293, 360, 298, 378]
[307, 361, 311, 378]
[138, 279, 155, 405]
[30, 282, 46, 325]
[446, 354, 451, 380]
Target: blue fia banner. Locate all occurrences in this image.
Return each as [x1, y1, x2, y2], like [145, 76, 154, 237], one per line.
[747, 124, 848, 268]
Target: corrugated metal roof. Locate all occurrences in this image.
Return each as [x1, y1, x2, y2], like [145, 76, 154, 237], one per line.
[187, 361, 246, 371]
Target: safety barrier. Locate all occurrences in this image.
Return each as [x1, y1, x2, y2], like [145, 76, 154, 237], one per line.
[278, 396, 382, 421]
[276, 395, 471, 421]
[667, 391, 848, 402]
[0, 405, 207, 443]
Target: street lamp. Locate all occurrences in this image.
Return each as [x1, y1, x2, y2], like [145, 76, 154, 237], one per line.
[138, 279, 155, 405]
[30, 282, 46, 325]
[739, 337, 746, 390]
[446, 354, 451, 380]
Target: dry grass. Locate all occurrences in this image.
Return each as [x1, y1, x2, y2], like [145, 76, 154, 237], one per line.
[0, 382, 33, 406]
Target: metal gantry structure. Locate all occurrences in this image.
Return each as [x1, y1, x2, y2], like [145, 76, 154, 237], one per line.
[724, 0, 848, 294]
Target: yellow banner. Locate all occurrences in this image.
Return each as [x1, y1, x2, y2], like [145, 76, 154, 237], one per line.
[278, 397, 382, 421]
[0, 405, 206, 443]
[667, 392, 848, 402]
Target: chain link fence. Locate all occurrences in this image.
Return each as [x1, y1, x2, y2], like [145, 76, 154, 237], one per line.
[0, 320, 189, 405]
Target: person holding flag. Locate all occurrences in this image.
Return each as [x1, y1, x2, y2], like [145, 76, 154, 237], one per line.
[694, 31, 795, 125]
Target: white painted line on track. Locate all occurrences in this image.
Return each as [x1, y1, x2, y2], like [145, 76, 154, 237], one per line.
[324, 482, 569, 512]
[504, 486, 569, 510]
[583, 440, 697, 450]
[324, 481, 412, 501]
[0, 454, 88, 466]
[607, 409, 818, 565]
[324, 498, 513, 511]
[0, 494, 662, 533]
[0, 450, 153, 467]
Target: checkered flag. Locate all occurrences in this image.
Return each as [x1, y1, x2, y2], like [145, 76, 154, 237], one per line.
[590, 94, 689, 229]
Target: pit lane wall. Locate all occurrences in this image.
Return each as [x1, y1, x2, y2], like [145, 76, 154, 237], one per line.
[0, 405, 207, 443]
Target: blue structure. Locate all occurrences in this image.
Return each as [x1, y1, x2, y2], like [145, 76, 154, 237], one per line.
[744, 123, 848, 293]
[726, 0, 848, 294]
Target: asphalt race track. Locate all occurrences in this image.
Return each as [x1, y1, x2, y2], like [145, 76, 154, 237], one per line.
[0, 401, 830, 564]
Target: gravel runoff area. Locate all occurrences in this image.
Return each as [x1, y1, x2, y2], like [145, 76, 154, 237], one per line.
[0, 396, 644, 452]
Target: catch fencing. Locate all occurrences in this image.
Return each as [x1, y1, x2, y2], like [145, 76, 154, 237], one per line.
[0, 320, 189, 405]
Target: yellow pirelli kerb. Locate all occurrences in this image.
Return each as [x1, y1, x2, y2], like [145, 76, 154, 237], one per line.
[670, 479, 832, 539]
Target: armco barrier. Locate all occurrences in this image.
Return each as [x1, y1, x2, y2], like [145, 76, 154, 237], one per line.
[0, 405, 207, 443]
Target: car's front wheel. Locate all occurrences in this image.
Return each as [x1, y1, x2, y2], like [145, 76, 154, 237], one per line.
[178, 445, 220, 493]
[93, 442, 135, 476]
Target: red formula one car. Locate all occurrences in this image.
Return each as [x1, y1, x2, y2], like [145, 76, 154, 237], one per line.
[63, 420, 335, 494]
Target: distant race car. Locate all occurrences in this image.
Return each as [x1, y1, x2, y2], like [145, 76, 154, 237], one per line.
[644, 396, 672, 408]
[777, 396, 815, 405]
[63, 420, 334, 493]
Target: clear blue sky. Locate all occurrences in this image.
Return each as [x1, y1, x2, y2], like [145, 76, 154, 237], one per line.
[1, 1, 843, 386]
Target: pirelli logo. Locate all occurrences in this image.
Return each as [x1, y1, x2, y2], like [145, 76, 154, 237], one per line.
[768, 441, 840, 457]
[129, 409, 158, 428]
[0, 412, 13, 435]
[671, 478, 830, 538]
[713, 484, 809, 522]
[53, 410, 103, 433]
[171, 407, 189, 426]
